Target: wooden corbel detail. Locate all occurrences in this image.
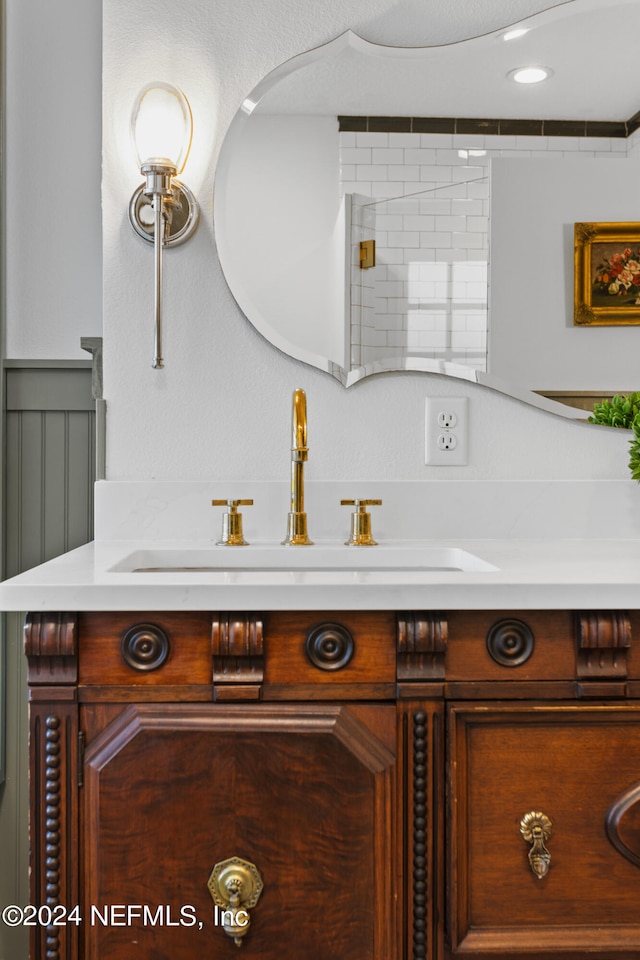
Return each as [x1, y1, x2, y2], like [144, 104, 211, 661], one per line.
[211, 613, 264, 701]
[397, 612, 448, 683]
[576, 611, 631, 693]
[24, 612, 78, 688]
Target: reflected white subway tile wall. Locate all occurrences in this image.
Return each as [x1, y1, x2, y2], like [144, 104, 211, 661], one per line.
[341, 128, 634, 372]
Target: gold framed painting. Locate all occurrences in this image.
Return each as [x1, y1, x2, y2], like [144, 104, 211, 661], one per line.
[574, 222, 640, 325]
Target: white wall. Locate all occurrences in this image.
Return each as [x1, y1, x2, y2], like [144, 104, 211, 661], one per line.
[490, 157, 640, 390]
[5, 0, 102, 358]
[6, 0, 632, 483]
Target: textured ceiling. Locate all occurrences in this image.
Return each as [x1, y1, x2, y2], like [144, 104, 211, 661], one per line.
[255, 0, 640, 122]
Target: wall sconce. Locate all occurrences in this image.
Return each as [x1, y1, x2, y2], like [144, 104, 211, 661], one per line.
[129, 82, 199, 368]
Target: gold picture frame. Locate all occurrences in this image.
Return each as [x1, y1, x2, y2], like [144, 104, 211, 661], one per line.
[574, 222, 640, 325]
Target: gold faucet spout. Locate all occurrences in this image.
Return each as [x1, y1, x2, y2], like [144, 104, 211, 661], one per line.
[283, 388, 313, 545]
[291, 388, 308, 460]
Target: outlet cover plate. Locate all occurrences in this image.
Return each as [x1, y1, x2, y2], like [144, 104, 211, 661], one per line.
[425, 397, 468, 465]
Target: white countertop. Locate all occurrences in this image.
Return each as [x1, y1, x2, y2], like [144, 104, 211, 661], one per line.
[1, 537, 639, 611]
[3, 480, 640, 612]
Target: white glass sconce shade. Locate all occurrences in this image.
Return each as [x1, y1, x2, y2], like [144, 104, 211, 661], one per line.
[128, 82, 199, 369]
[131, 82, 193, 173]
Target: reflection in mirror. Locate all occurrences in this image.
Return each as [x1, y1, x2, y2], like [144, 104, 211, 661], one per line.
[347, 180, 488, 375]
[214, 1, 640, 416]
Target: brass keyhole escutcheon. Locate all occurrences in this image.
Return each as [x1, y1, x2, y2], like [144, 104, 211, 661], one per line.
[208, 856, 263, 947]
[520, 811, 552, 879]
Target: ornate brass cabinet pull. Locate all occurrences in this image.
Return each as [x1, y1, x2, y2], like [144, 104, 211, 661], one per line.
[208, 856, 264, 947]
[520, 811, 552, 879]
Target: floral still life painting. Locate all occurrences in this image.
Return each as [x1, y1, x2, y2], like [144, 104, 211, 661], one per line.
[574, 222, 640, 325]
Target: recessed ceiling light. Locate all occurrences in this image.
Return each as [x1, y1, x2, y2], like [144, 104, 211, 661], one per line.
[503, 28, 529, 41]
[509, 66, 552, 84]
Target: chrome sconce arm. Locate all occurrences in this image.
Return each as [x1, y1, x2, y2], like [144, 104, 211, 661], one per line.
[128, 83, 199, 369]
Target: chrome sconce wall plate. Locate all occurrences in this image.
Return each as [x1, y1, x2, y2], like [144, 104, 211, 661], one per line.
[128, 82, 199, 368]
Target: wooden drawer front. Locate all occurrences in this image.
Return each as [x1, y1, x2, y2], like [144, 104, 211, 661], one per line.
[78, 612, 213, 686]
[448, 702, 640, 958]
[264, 611, 396, 689]
[77, 611, 396, 695]
[445, 611, 576, 682]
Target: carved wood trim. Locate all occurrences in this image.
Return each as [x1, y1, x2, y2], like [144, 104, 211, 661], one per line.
[398, 703, 443, 960]
[576, 611, 631, 681]
[24, 612, 78, 685]
[211, 613, 264, 698]
[397, 613, 448, 681]
[412, 711, 428, 960]
[29, 705, 79, 960]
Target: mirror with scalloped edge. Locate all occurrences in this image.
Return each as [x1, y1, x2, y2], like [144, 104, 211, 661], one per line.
[214, 0, 640, 418]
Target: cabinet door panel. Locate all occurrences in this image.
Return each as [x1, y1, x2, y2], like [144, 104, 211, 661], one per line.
[82, 702, 397, 959]
[448, 703, 640, 958]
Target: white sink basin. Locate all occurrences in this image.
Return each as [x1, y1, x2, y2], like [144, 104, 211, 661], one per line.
[108, 545, 498, 574]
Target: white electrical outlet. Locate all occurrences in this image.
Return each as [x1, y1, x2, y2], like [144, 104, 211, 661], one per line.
[437, 433, 457, 451]
[425, 397, 468, 465]
[437, 410, 458, 429]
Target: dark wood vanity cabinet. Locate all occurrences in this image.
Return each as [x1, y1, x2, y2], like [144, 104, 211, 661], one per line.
[24, 608, 640, 960]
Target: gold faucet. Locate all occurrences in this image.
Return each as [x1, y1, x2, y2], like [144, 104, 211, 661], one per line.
[283, 388, 313, 545]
